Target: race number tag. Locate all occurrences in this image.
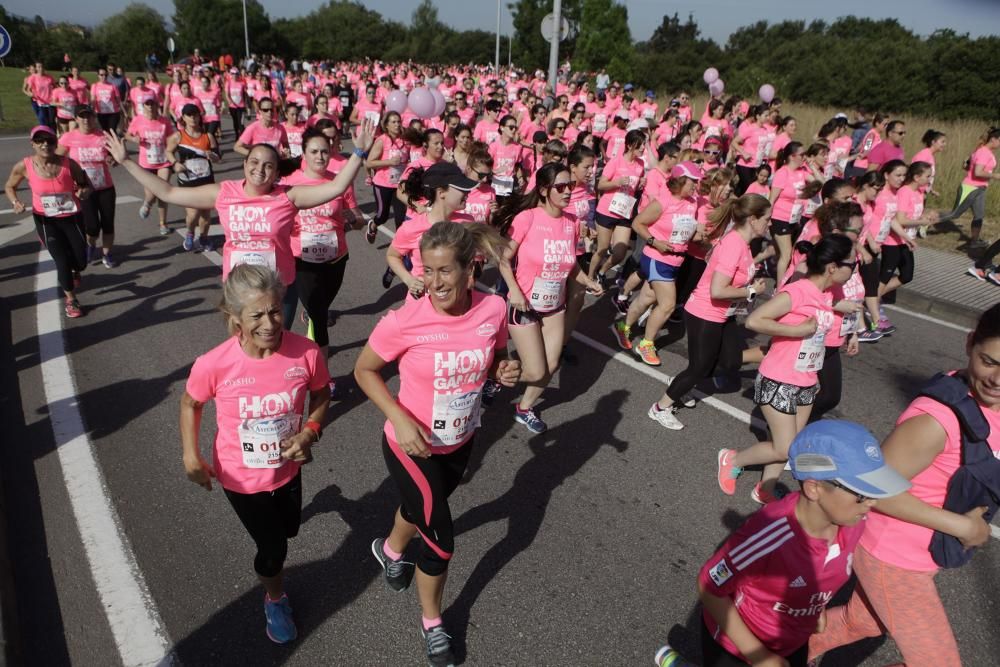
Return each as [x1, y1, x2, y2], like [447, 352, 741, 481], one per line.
[300, 231, 339, 263]
[40, 193, 78, 217]
[203, 101, 217, 116]
[231, 91, 243, 105]
[492, 174, 514, 197]
[290, 143, 303, 158]
[529, 276, 564, 312]
[789, 203, 804, 226]
[608, 192, 636, 218]
[431, 390, 481, 447]
[668, 214, 698, 244]
[592, 115, 607, 133]
[145, 144, 166, 165]
[840, 310, 860, 337]
[84, 166, 107, 190]
[185, 157, 211, 179]
[364, 111, 381, 126]
[237, 414, 299, 468]
[387, 163, 404, 186]
[229, 249, 277, 271]
[795, 327, 828, 372]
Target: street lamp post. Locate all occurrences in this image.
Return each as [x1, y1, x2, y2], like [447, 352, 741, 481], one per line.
[495, 0, 501, 74]
[242, 0, 250, 61]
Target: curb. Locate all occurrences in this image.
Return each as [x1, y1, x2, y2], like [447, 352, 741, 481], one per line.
[896, 286, 983, 330]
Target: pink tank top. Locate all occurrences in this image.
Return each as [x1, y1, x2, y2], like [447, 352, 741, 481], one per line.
[25, 157, 80, 218]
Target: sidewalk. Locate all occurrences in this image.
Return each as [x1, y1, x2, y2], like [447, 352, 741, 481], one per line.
[896, 245, 1000, 328]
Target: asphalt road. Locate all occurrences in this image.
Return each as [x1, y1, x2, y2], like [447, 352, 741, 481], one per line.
[1, 123, 998, 667]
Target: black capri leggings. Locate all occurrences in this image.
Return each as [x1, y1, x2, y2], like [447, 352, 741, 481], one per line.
[878, 244, 914, 305]
[811, 345, 843, 421]
[372, 184, 407, 230]
[294, 255, 348, 348]
[83, 187, 116, 238]
[224, 471, 302, 578]
[382, 434, 474, 577]
[34, 213, 87, 293]
[675, 255, 707, 305]
[666, 311, 742, 402]
[859, 254, 881, 298]
[96, 112, 120, 133]
[229, 107, 245, 138]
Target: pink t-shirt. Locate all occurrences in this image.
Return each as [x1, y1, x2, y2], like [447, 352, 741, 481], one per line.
[226, 80, 247, 108]
[604, 127, 627, 161]
[565, 183, 596, 227]
[372, 134, 407, 188]
[643, 193, 699, 267]
[455, 184, 495, 224]
[895, 185, 924, 242]
[283, 122, 307, 158]
[640, 167, 669, 210]
[964, 146, 997, 187]
[685, 230, 754, 322]
[129, 86, 157, 110]
[282, 169, 349, 263]
[24, 157, 80, 218]
[216, 180, 299, 285]
[862, 386, 1000, 571]
[868, 186, 900, 246]
[126, 115, 174, 169]
[90, 82, 121, 114]
[194, 88, 222, 122]
[58, 130, 113, 191]
[28, 73, 54, 104]
[736, 122, 766, 168]
[51, 88, 77, 119]
[390, 211, 434, 278]
[585, 103, 610, 136]
[368, 291, 508, 453]
[700, 493, 864, 659]
[911, 148, 936, 192]
[184, 333, 328, 494]
[828, 136, 853, 178]
[687, 196, 719, 262]
[745, 181, 770, 197]
[508, 208, 579, 312]
[758, 279, 835, 387]
[853, 129, 881, 169]
[473, 120, 500, 144]
[488, 141, 525, 196]
[238, 121, 289, 152]
[770, 166, 809, 223]
[596, 156, 643, 219]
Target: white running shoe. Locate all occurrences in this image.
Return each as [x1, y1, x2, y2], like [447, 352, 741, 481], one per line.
[648, 403, 684, 430]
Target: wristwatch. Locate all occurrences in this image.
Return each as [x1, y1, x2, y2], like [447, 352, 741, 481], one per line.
[645, 236, 656, 247]
[746, 284, 757, 301]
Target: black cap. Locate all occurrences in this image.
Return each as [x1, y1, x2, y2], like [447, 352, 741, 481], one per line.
[181, 103, 201, 116]
[423, 162, 477, 192]
[75, 104, 94, 117]
[532, 130, 549, 143]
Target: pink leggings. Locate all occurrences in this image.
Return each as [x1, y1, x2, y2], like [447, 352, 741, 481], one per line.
[808, 544, 961, 666]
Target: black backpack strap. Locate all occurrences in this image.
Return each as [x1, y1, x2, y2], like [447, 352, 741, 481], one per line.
[918, 373, 991, 464]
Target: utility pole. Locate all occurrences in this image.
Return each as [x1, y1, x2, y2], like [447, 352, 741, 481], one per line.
[494, 0, 501, 74]
[547, 0, 561, 92]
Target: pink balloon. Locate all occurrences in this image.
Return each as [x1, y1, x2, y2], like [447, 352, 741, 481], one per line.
[708, 79, 725, 96]
[408, 87, 435, 119]
[386, 90, 408, 114]
[703, 67, 719, 85]
[430, 87, 446, 117]
[758, 83, 776, 104]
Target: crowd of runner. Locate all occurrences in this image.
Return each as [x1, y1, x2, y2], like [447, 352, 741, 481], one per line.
[8, 56, 1000, 667]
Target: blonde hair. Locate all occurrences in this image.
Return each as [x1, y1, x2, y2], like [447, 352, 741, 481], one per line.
[220, 264, 286, 336]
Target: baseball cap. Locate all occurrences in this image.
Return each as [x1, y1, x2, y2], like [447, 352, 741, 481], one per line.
[30, 125, 56, 141]
[645, 90, 656, 98]
[181, 103, 201, 117]
[614, 109, 630, 120]
[626, 118, 648, 132]
[423, 162, 477, 192]
[623, 83, 634, 91]
[671, 161, 703, 180]
[789, 420, 910, 499]
[834, 112, 848, 120]
[532, 130, 549, 143]
[74, 104, 94, 117]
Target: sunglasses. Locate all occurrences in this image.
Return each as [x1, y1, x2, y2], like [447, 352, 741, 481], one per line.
[555, 125, 567, 130]
[504, 124, 517, 130]
[826, 480, 872, 503]
[32, 136, 56, 145]
[473, 168, 492, 180]
[704, 149, 720, 155]
[550, 182, 571, 193]
[837, 258, 860, 272]
[259, 107, 273, 112]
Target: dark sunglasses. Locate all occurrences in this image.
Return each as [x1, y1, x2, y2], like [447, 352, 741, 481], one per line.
[550, 182, 571, 193]
[837, 259, 859, 272]
[473, 168, 492, 180]
[555, 125, 567, 130]
[503, 124, 517, 130]
[258, 107, 273, 112]
[827, 480, 872, 503]
[32, 136, 56, 145]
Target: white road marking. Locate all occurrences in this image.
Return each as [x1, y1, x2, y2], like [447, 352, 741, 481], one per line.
[0, 135, 28, 142]
[35, 254, 175, 665]
[883, 304, 972, 333]
[0, 197, 142, 250]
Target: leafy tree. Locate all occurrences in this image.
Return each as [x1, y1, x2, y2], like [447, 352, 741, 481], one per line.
[93, 4, 169, 70]
[574, 0, 634, 80]
[509, 0, 582, 72]
[172, 0, 276, 58]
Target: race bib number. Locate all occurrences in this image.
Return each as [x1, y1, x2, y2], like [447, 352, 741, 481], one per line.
[840, 309, 860, 337]
[229, 248, 277, 271]
[608, 192, 636, 218]
[795, 327, 828, 372]
[238, 414, 299, 468]
[725, 299, 750, 318]
[529, 276, 564, 312]
[643, 108, 655, 120]
[789, 203, 804, 226]
[364, 110, 381, 126]
[492, 174, 514, 197]
[431, 390, 481, 447]
[290, 143, 303, 158]
[592, 115, 607, 133]
[668, 214, 697, 244]
[185, 157, 211, 179]
[84, 166, 107, 190]
[875, 206, 896, 243]
[145, 144, 166, 165]
[300, 231, 339, 263]
[387, 163, 404, 185]
[203, 101, 216, 116]
[40, 193, 78, 217]
[231, 91, 243, 105]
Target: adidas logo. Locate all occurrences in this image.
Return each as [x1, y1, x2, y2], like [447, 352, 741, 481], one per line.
[789, 576, 807, 588]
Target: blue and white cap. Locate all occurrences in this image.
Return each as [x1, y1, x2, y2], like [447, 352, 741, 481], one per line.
[789, 420, 910, 499]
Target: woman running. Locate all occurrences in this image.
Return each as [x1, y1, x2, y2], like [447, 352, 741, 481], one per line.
[455, 148, 496, 225]
[769, 142, 815, 282]
[180, 264, 330, 645]
[717, 234, 857, 503]
[234, 97, 289, 158]
[355, 222, 519, 667]
[488, 114, 526, 201]
[809, 303, 1000, 666]
[733, 104, 769, 194]
[881, 161, 940, 306]
[125, 98, 174, 235]
[497, 163, 603, 434]
[166, 104, 220, 252]
[647, 194, 769, 431]
[943, 127, 1000, 256]
[911, 129, 946, 238]
[365, 111, 408, 242]
[5, 125, 91, 318]
[225, 69, 248, 139]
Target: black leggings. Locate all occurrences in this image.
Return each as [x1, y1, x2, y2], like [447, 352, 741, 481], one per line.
[666, 312, 742, 402]
[229, 107, 245, 138]
[373, 184, 406, 230]
[294, 255, 348, 348]
[675, 255, 707, 305]
[96, 112, 120, 133]
[811, 345, 843, 421]
[34, 213, 87, 293]
[382, 434, 474, 577]
[83, 187, 116, 238]
[701, 617, 808, 667]
[878, 245, 914, 305]
[224, 471, 302, 578]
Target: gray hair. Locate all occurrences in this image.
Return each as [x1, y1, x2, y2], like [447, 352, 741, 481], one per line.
[220, 264, 286, 336]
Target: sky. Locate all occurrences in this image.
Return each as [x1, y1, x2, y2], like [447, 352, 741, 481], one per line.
[5, 0, 999, 45]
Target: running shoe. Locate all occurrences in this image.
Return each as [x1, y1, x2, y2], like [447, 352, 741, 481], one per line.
[515, 407, 547, 434]
[655, 644, 694, 667]
[481, 379, 502, 406]
[199, 235, 213, 252]
[611, 320, 633, 350]
[422, 624, 456, 667]
[159, 224, 169, 236]
[139, 202, 150, 219]
[102, 253, 117, 269]
[366, 219, 378, 244]
[876, 318, 896, 335]
[381, 266, 395, 289]
[615, 274, 625, 291]
[987, 271, 1000, 287]
[613, 295, 630, 315]
[64, 298, 83, 318]
[370, 538, 415, 592]
[717, 449, 742, 495]
[263, 593, 297, 644]
[647, 403, 683, 430]
[967, 266, 987, 281]
[969, 238, 988, 249]
[183, 233, 195, 251]
[857, 329, 883, 343]
[917, 224, 928, 238]
[635, 339, 661, 366]
[750, 483, 781, 505]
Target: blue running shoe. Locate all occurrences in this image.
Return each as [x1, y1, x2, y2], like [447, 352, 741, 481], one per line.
[264, 593, 297, 644]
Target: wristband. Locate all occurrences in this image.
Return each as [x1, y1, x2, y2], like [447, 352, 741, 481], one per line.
[304, 420, 323, 441]
[352, 147, 369, 159]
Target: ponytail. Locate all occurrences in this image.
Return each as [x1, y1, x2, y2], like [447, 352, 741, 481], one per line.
[977, 126, 1000, 148]
[793, 235, 854, 276]
[776, 141, 803, 170]
[400, 167, 436, 212]
[705, 193, 770, 243]
[419, 220, 510, 269]
[491, 162, 569, 236]
[921, 129, 945, 147]
[904, 161, 932, 185]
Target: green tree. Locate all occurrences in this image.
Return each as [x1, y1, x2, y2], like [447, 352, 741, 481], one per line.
[509, 0, 582, 71]
[272, 1, 401, 61]
[93, 4, 169, 70]
[172, 0, 277, 58]
[574, 0, 633, 79]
